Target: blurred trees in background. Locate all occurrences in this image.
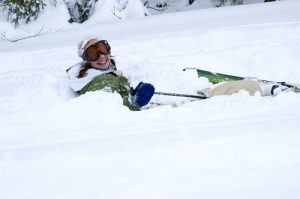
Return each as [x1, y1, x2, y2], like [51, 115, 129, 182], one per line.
[64, 0, 97, 23]
[211, 0, 244, 7]
[0, 0, 277, 28]
[0, 0, 46, 27]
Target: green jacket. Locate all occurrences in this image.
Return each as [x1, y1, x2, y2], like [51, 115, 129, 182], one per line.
[79, 72, 140, 111]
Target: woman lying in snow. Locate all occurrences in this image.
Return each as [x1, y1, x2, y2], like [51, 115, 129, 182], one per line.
[67, 37, 155, 111]
[67, 37, 291, 110]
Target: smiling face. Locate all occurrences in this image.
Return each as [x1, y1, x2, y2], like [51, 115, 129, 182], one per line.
[85, 39, 111, 70]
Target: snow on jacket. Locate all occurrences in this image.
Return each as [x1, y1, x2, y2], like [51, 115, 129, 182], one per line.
[67, 62, 116, 92]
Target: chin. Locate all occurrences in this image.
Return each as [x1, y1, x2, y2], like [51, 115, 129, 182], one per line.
[91, 59, 110, 69]
[98, 63, 109, 70]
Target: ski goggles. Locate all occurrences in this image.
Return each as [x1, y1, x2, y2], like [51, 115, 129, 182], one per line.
[82, 40, 111, 61]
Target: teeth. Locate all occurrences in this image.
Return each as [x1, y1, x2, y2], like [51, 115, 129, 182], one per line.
[99, 60, 106, 64]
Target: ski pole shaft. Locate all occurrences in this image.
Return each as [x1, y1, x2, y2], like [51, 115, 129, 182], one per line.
[154, 92, 207, 99]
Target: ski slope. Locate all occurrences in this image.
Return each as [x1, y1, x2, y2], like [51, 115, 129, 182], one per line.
[1, 0, 300, 198]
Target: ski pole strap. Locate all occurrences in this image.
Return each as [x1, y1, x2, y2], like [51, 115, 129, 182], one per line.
[154, 91, 207, 99]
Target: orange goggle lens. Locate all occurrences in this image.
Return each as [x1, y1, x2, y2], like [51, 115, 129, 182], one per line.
[83, 40, 111, 61]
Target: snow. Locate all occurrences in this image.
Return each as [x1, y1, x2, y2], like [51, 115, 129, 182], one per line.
[1, 0, 300, 198]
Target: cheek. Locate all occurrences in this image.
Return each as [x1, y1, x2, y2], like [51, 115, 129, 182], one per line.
[90, 62, 98, 68]
[103, 55, 111, 61]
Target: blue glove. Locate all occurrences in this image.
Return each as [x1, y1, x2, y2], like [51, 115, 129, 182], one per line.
[130, 82, 155, 107]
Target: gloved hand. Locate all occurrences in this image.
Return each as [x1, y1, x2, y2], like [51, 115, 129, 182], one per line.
[130, 82, 155, 107]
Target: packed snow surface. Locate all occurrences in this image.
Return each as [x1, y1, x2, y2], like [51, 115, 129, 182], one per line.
[1, 0, 300, 198]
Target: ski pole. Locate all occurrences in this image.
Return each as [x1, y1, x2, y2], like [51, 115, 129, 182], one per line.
[154, 91, 207, 99]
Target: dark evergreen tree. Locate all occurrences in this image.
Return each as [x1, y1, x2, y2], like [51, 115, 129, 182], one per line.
[211, 0, 244, 7]
[0, 0, 46, 27]
[230, 0, 243, 5]
[188, 0, 195, 5]
[64, 0, 97, 23]
[211, 0, 225, 7]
